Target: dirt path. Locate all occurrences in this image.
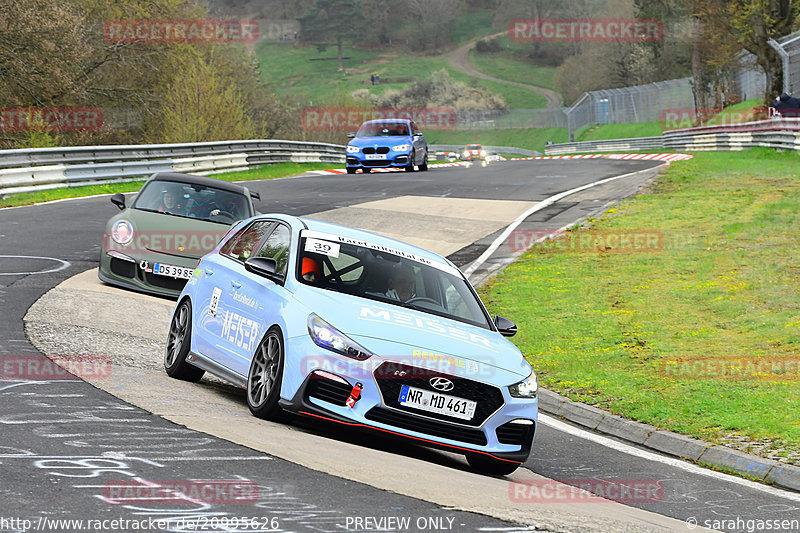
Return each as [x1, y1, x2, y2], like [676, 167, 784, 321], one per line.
[448, 32, 564, 108]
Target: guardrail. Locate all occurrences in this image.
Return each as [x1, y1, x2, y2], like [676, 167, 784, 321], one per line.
[544, 136, 664, 155]
[544, 117, 800, 155]
[0, 140, 345, 195]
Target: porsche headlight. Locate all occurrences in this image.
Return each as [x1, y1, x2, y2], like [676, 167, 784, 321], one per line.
[308, 313, 373, 360]
[392, 144, 410, 152]
[111, 220, 134, 245]
[346, 145, 360, 153]
[509, 370, 538, 398]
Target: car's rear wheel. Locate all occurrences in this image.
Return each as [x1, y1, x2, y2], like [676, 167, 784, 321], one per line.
[247, 327, 286, 420]
[164, 299, 205, 382]
[405, 150, 416, 172]
[466, 454, 521, 476]
[419, 150, 428, 171]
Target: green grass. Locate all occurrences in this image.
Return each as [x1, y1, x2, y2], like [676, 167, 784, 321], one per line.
[257, 41, 547, 109]
[479, 149, 800, 460]
[426, 127, 567, 153]
[0, 162, 333, 209]
[577, 121, 664, 141]
[469, 47, 558, 91]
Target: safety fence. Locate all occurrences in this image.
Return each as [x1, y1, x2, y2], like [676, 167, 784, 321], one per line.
[0, 140, 345, 195]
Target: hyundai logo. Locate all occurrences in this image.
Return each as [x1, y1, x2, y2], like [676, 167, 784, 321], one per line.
[429, 377, 454, 392]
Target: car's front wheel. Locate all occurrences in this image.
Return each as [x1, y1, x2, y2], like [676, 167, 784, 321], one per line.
[466, 454, 521, 476]
[247, 327, 286, 420]
[405, 150, 416, 172]
[164, 299, 205, 382]
[346, 167, 356, 174]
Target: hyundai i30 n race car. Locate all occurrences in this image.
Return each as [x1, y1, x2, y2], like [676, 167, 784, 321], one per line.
[99, 172, 257, 298]
[164, 214, 538, 475]
[345, 118, 428, 173]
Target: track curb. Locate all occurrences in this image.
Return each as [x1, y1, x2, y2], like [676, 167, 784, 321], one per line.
[537, 388, 800, 492]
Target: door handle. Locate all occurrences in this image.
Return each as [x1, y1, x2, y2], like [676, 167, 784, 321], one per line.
[231, 280, 242, 289]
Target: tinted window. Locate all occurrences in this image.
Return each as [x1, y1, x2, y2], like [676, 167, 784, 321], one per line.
[132, 179, 250, 223]
[356, 122, 410, 137]
[221, 221, 273, 262]
[254, 224, 290, 276]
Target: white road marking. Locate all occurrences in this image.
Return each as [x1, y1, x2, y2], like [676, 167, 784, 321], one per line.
[0, 255, 71, 275]
[539, 414, 800, 502]
[463, 166, 664, 277]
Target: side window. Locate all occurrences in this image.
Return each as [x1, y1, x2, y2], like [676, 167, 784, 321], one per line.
[255, 224, 290, 275]
[220, 221, 273, 262]
[411, 121, 421, 136]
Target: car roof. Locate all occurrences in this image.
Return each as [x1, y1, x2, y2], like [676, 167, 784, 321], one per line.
[149, 172, 248, 195]
[294, 216, 453, 268]
[361, 118, 411, 124]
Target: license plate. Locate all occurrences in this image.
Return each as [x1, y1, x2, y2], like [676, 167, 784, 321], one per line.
[364, 154, 385, 160]
[398, 385, 476, 421]
[153, 262, 194, 280]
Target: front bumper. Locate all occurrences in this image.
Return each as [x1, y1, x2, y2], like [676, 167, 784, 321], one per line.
[98, 248, 198, 299]
[279, 338, 537, 463]
[346, 150, 411, 169]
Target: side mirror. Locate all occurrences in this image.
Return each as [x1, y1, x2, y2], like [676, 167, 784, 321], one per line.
[346, 132, 355, 138]
[244, 257, 283, 284]
[494, 315, 517, 337]
[111, 193, 126, 210]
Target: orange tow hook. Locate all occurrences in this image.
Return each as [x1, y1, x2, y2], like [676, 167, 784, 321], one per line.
[345, 382, 363, 408]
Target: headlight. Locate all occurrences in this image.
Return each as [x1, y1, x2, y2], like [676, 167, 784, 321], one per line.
[392, 144, 410, 152]
[346, 145, 360, 153]
[462, 151, 469, 157]
[509, 370, 537, 398]
[480, 150, 487, 156]
[308, 313, 372, 360]
[111, 220, 134, 245]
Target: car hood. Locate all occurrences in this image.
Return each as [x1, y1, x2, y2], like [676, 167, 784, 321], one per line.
[106, 209, 230, 261]
[349, 136, 412, 147]
[295, 286, 531, 380]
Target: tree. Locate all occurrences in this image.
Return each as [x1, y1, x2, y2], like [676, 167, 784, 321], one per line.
[299, 0, 360, 71]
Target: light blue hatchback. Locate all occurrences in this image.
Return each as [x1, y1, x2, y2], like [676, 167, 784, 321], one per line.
[165, 214, 537, 475]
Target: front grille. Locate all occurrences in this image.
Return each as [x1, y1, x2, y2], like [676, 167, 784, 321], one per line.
[306, 377, 352, 406]
[362, 160, 389, 167]
[362, 147, 390, 155]
[366, 407, 487, 446]
[110, 257, 135, 278]
[373, 361, 504, 427]
[496, 421, 535, 446]
[144, 272, 188, 291]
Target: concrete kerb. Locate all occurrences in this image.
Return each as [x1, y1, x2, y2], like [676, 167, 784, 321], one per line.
[537, 388, 800, 492]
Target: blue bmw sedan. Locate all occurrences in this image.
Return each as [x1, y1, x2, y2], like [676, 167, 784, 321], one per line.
[165, 214, 537, 475]
[345, 118, 428, 173]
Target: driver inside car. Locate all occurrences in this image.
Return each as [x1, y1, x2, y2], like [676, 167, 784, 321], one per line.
[385, 264, 416, 302]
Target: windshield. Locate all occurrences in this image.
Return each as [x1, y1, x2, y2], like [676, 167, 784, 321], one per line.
[356, 122, 410, 137]
[132, 179, 251, 224]
[467, 145, 481, 150]
[297, 231, 491, 330]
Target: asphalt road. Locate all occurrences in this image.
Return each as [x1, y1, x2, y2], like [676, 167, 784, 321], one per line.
[2, 160, 799, 533]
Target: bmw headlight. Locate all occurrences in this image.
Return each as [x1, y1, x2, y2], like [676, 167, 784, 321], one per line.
[346, 145, 360, 153]
[392, 144, 410, 152]
[111, 220, 134, 245]
[509, 370, 538, 398]
[308, 313, 373, 360]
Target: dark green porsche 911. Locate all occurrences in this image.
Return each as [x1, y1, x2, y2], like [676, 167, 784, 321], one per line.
[99, 172, 258, 298]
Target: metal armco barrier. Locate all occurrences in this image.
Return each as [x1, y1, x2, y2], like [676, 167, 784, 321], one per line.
[545, 117, 800, 155]
[0, 140, 345, 195]
[544, 136, 664, 155]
